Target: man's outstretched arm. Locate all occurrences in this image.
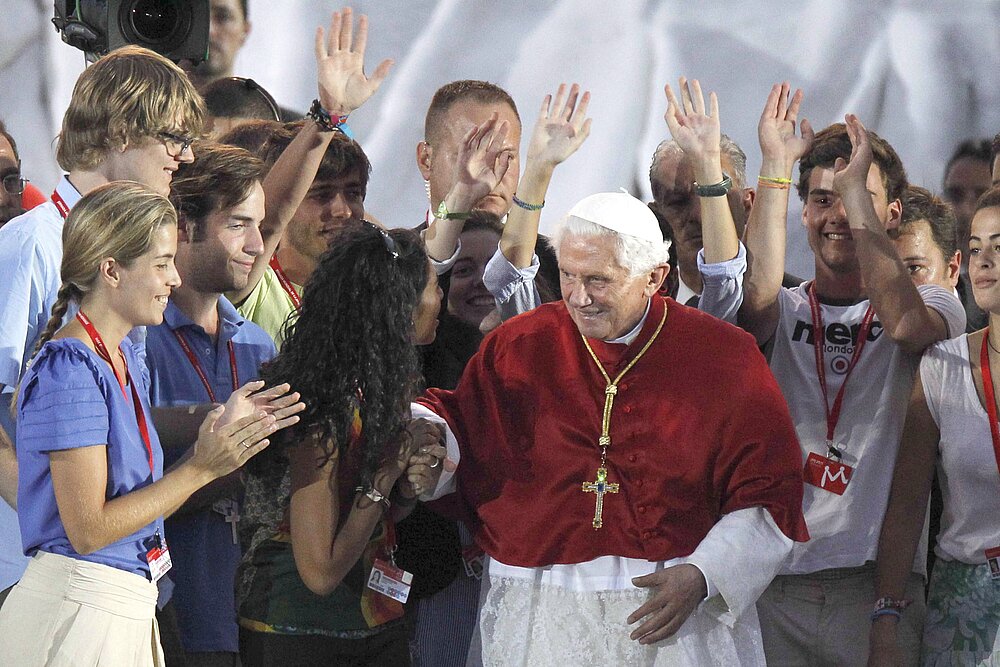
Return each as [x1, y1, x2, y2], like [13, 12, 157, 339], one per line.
[740, 83, 814, 345]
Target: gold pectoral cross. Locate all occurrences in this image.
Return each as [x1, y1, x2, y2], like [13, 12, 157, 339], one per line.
[582, 466, 619, 529]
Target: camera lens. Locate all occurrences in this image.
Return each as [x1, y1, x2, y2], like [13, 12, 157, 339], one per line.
[127, 0, 181, 44]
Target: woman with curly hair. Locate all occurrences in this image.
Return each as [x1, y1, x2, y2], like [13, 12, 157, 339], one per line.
[236, 220, 446, 666]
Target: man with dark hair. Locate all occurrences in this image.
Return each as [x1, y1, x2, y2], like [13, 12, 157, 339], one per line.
[183, 0, 251, 91]
[943, 139, 993, 250]
[0, 120, 27, 226]
[147, 142, 281, 667]
[691, 82, 965, 665]
[202, 77, 281, 138]
[233, 121, 371, 347]
[942, 139, 993, 332]
[228, 9, 391, 348]
[183, 0, 302, 121]
[892, 185, 961, 291]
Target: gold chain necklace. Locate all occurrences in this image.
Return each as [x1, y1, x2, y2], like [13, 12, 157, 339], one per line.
[578, 304, 668, 529]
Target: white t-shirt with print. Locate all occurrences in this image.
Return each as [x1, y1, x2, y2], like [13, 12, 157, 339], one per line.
[770, 282, 966, 575]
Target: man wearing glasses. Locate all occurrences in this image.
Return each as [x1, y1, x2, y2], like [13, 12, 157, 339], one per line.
[0, 121, 37, 228]
[0, 45, 204, 607]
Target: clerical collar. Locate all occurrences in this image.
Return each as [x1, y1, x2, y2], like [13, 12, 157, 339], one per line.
[604, 299, 651, 346]
[675, 274, 699, 306]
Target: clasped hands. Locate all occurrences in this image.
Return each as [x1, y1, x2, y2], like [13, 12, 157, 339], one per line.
[393, 418, 451, 499]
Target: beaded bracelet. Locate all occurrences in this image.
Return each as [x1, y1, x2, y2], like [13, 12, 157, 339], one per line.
[307, 99, 354, 139]
[512, 195, 544, 211]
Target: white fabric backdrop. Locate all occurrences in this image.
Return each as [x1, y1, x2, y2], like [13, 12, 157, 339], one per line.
[2, 0, 999, 279]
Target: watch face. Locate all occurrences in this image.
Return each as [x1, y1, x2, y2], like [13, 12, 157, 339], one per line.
[436, 201, 449, 219]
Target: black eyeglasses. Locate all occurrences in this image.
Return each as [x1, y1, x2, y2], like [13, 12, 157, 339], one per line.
[157, 131, 195, 157]
[364, 220, 398, 260]
[1, 174, 26, 196]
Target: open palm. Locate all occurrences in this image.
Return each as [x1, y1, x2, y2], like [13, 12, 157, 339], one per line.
[315, 8, 393, 116]
[527, 83, 592, 166]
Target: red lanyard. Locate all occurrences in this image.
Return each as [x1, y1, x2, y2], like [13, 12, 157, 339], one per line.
[171, 330, 239, 403]
[977, 330, 1000, 476]
[51, 190, 70, 219]
[807, 282, 876, 450]
[76, 311, 155, 474]
[269, 255, 302, 310]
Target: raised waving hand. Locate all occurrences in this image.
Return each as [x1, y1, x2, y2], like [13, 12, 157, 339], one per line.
[526, 83, 592, 167]
[758, 82, 814, 173]
[315, 7, 394, 116]
[663, 77, 720, 165]
[831, 114, 873, 199]
[499, 83, 593, 271]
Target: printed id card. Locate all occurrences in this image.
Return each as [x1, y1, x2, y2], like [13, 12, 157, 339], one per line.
[367, 559, 413, 603]
[803, 452, 853, 495]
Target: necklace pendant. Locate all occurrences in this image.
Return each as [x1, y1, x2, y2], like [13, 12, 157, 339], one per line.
[581, 466, 620, 529]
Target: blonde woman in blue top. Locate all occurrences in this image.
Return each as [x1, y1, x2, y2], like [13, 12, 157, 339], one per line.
[0, 181, 303, 666]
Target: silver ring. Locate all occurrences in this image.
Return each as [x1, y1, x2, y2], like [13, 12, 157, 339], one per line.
[429, 458, 440, 468]
[241, 440, 251, 449]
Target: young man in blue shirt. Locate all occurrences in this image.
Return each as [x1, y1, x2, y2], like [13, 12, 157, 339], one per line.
[145, 142, 280, 666]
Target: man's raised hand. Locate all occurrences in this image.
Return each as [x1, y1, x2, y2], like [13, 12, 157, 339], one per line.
[758, 82, 814, 173]
[315, 7, 393, 117]
[664, 77, 720, 162]
[831, 114, 874, 196]
[526, 83, 592, 167]
[449, 113, 513, 207]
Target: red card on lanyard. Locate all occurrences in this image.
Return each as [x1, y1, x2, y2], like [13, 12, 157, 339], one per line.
[802, 283, 873, 493]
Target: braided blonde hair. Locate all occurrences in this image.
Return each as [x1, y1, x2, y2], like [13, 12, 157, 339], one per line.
[13, 181, 176, 416]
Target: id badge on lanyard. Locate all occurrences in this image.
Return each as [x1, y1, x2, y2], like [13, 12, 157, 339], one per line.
[802, 284, 873, 495]
[366, 519, 413, 602]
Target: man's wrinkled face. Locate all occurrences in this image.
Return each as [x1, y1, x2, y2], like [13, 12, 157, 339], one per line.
[0, 135, 23, 225]
[559, 233, 665, 340]
[419, 100, 521, 218]
[650, 152, 746, 273]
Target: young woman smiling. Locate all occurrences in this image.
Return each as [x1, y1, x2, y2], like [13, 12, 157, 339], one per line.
[0, 181, 302, 666]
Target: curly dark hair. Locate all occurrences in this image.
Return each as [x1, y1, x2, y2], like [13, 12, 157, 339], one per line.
[252, 221, 430, 487]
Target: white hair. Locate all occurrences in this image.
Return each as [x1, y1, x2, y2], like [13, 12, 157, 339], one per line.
[550, 216, 671, 278]
[649, 133, 748, 192]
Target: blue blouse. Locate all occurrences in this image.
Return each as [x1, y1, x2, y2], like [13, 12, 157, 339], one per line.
[16, 337, 165, 577]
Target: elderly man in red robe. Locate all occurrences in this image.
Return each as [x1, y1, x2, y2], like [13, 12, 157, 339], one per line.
[409, 191, 809, 665]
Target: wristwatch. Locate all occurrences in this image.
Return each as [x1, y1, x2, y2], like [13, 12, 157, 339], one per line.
[694, 173, 732, 197]
[434, 200, 472, 221]
[356, 486, 391, 512]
